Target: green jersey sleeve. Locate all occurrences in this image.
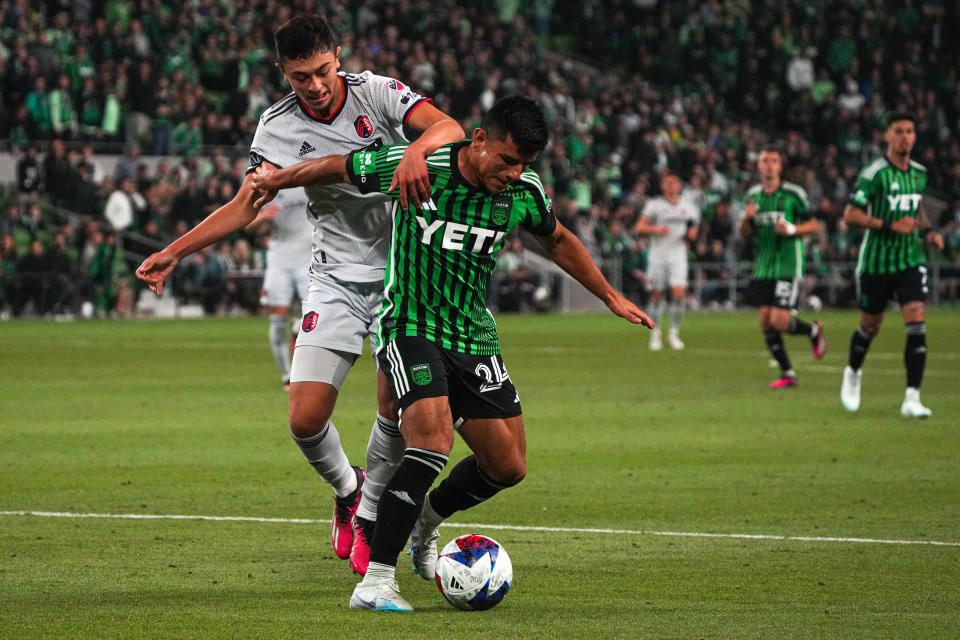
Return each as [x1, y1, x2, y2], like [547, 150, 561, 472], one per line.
[346, 144, 409, 195]
[517, 170, 557, 237]
[850, 168, 876, 209]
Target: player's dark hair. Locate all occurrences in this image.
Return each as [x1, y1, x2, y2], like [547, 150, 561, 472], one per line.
[480, 96, 549, 155]
[274, 15, 337, 62]
[886, 111, 916, 128]
[759, 146, 783, 159]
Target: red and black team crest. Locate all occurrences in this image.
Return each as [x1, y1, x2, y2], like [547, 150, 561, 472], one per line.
[301, 311, 319, 333]
[386, 79, 406, 92]
[354, 114, 373, 138]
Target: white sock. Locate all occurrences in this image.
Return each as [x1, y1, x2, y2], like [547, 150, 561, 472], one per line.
[269, 315, 291, 381]
[363, 561, 396, 584]
[292, 422, 356, 497]
[356, 414, 405, 521]
[669, 300, 683, 331]
[650, 300, 666, 326]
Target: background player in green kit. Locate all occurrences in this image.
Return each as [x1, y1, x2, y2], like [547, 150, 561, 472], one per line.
[251, 96, 653, 612]
[740, 148, 826, 389]
[840, 112, 944, 417]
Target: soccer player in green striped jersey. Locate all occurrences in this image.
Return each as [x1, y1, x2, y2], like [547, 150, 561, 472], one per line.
[739, 148, 826, 389]
[251, 96, 653, 612]
[840, 112, 944, 417]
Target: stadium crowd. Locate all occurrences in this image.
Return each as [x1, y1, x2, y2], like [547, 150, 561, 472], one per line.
[1, 0, 959, 317]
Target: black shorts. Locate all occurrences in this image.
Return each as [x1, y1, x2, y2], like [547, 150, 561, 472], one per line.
[745, 278, 801, 310]
[856, 265, 928, 314]
[377, 335, 522, 422]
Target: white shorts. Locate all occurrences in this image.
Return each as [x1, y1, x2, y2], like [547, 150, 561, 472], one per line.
[260, 263, 309, 308]
[648, 253, 689, 290]
[289, 273, 384, 385]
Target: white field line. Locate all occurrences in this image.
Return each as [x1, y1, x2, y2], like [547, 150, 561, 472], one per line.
[2, 510, 958, 548]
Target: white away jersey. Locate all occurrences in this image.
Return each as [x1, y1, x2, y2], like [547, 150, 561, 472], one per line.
[248, 71, 431, 283]
[641, 196, 700, 260]
[263, 186, 311, 270]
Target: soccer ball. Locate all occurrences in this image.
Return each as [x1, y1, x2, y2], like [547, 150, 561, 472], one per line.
[435, 534, 512, 611]
[806, 295, 823, 312]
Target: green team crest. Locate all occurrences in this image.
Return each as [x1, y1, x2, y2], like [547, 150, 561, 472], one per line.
[492, 197, 511, 226]
[411, 363, 432, 386]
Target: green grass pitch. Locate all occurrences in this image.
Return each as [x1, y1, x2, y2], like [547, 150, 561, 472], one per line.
[1, 310, 958, 638]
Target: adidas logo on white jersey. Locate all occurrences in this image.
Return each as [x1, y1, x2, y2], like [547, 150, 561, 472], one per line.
[298, 141, 316, 157]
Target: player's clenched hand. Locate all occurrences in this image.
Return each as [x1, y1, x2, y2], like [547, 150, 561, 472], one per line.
[136, 250, 178, 296]
[606, 292, 655, 329]
[926, 230, 944, 251]
[390, 148, 432, 210]
[743, 199, 757, 219]
[250, 165, 279, 210]
[890, 216, 919, 234]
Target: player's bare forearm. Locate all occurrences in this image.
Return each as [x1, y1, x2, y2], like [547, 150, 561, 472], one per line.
[392, 105, 464, 208]
[136, 174, 261, 294]
[795, 219, 821, 235]
[537, 222, 654, 328]
[843, 204, 881, 230]
[255, 155, 349, 192]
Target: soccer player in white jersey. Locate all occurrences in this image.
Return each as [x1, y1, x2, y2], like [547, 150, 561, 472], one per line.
[245, 186, 311, 390]
[136, 15, 464, 576]
[632, 172, 699, 350]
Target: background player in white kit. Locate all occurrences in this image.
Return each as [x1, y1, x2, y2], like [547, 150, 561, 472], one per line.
[135, 15, 464, 576]
[632, 172, 699, 350]
[246, 186, 311, 390]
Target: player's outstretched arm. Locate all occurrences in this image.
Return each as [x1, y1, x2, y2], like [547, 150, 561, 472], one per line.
[390, 104, 464, 210]
[250, 156, 349, 209]
[136, 171, 264, 295]
[535, 221, 654, 329]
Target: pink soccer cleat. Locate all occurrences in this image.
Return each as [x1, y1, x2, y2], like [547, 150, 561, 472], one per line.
[349, 515, 375, 575]
[769, 376, 798, 389]
[810, 321, 826, 359]
[331, 466, 364, 559]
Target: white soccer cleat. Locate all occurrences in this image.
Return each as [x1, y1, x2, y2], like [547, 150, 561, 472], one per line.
[349, 576, 413, 612]
[840, 366, 862, 412]
[667, 331, 685, 350]
[900, 388, 931, 418]
[649, 330, 663, 351]
[409, 514, 440, 580]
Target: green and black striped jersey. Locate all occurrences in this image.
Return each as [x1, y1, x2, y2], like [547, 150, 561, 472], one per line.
[346, 140, 557, 355]
[850, 156, 928, 275]
[746, 181, 810, 279]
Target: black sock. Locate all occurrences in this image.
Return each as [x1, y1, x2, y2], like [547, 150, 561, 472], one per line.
[905, 322, 927, 388]
[368, 448, 448, 567]
[787, 317, 813, 337]
[428, 455, 513, 519]
[764, 330, 792, 374]
[848, 325, 875, 371]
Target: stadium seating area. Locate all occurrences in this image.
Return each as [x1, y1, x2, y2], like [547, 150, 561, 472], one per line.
[1, 0, 959, 317]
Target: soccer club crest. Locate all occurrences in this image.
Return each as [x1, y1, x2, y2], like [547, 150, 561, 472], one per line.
[301, 311, 319, 333]
[354, 115, 373, 138]
[492, 196, 512, 226]
[386, 79, 406, 92]
[410, 363, 432, 386]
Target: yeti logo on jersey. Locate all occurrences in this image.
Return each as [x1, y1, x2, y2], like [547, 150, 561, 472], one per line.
[887, 194, 922, 212]
[416, 214, 507, 254]
[354, 115, 373, 138]
[301, 311, 318, 333]
[492, 197, 511, 226]
[298, 141, 316, 157]
[410, 363, 432, 386]
[386, 79, 406, 92]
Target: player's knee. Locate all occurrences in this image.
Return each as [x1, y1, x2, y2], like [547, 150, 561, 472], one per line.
[482, 456, 526, 487]
[288, 406, 333, 439]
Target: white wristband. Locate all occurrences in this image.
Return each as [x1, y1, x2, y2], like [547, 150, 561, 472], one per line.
[781, 221, 797, 235]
